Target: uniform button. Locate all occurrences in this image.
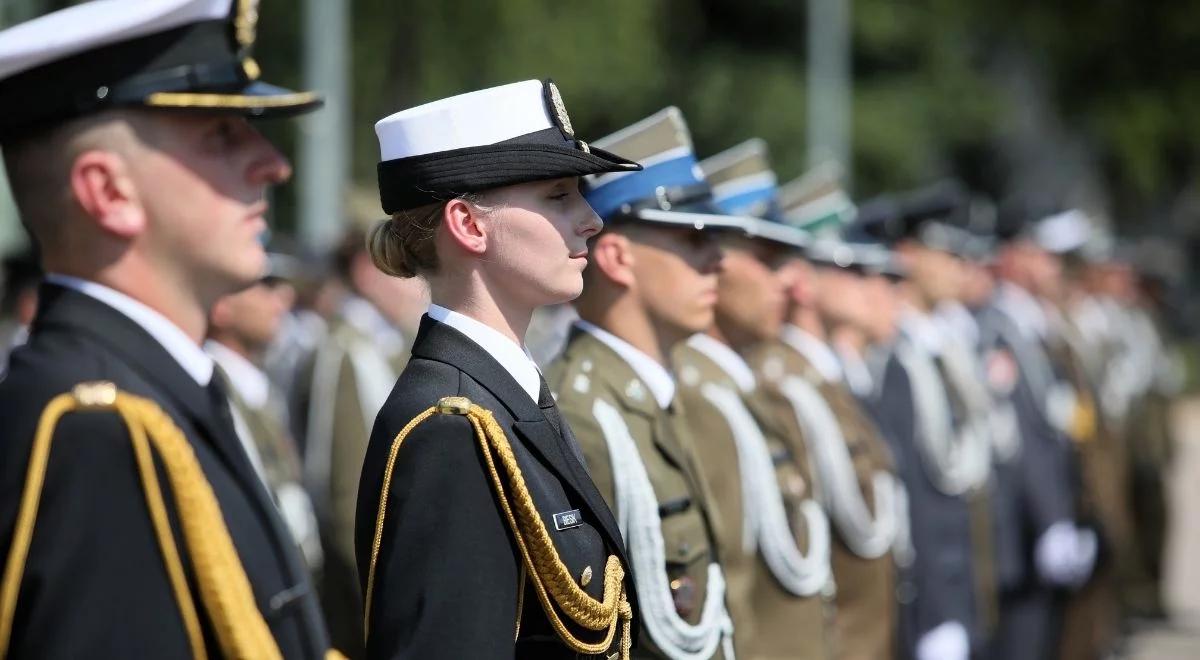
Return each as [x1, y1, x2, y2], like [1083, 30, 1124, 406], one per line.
[580, 565, 593, 587]
[625, 380, 645, 401]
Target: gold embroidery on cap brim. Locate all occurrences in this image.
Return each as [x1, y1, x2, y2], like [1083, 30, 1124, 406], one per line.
[235, 0, 261, 48]
[144, 91, 320, 109]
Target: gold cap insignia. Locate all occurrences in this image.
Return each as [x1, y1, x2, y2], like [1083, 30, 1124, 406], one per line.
[234, 0, 261, 49]
[546, 81, 574, 138]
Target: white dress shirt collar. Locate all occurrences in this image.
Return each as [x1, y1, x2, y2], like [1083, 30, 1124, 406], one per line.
[934, 300, 981, 348]
[686, 332, 756, 393]
[45, 273, 213, 386]
[340, 295, 407, 355]
[780, 324, 844, 383]
[427, 303, 541, 402]
[204, 340, 270, 408]
[575, 320, 675, 409]
[994, 282, 1049, 339]
[900, 306, 946, 356]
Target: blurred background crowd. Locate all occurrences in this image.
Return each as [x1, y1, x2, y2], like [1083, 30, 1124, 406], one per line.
[2, 1, 1199, 658]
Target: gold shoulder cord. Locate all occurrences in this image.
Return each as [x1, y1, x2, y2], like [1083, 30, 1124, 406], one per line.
[0, 382, 346, 660]
[363, 396, 632, 659]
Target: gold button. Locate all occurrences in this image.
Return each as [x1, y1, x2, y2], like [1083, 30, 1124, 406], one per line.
[580, 565, 593, 587]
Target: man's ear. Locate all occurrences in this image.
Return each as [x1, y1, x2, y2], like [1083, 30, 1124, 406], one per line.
[441, 197, 488, 257]
[590, 232, 636, 288]
[70, 150, 145, 239]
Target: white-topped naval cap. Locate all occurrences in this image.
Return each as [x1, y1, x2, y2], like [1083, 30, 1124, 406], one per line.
[1034, 208, 1092, 254]
[0, 0, 232, 82]
[376, 80, 559, 161]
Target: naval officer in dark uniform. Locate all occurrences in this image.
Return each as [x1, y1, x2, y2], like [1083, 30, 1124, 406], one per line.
[0, 1, 331, 658]
[354, 80, 643, 659]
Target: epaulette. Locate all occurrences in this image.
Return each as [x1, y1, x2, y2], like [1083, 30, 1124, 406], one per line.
[0, 382, 346, 660]
[363, 396, 633, 658]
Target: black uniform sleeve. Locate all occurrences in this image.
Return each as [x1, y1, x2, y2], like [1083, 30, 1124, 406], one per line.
[1, 411, 195, 658]
[358, 413, 522, 660]
[1010, 374, 1075, 539]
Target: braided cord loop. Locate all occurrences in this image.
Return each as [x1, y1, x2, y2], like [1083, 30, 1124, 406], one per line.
[364, 397, 632, 658]
[0, 383, 342, 660]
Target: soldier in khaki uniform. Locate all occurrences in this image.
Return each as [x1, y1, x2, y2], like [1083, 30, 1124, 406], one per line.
[207, 260, 323, 573]
[676, 140, 836, 660]
[734, 163, 900, 660]
[547, 108, 740, 658]
[297, 226, 427, 655]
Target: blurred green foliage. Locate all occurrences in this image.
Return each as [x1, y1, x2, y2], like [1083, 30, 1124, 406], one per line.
[253, 0, 1198, 230]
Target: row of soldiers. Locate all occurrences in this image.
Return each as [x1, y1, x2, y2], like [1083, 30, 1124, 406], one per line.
[0, 1, 1183, 658]
[2, 105, 1160, 658]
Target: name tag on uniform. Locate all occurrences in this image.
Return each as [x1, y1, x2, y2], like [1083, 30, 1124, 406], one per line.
[553, 509, 583, 531]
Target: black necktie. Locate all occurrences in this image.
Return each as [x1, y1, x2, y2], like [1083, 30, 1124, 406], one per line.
[206, 369, 242, 443]
[538, 375, 588, 468]
[537, 376, 563, 436]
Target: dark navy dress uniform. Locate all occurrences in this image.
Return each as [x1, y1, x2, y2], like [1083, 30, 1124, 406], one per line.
[355, 315, 640, 658]
[0, 1, 327, 657]
[0, 285, 330, 658]
[354, 78, 643, 659]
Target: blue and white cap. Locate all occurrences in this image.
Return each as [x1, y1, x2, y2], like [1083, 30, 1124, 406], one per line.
[701, 139, 808, 250]
[583, 107, 746, 232]
[701, 139, 781, 219]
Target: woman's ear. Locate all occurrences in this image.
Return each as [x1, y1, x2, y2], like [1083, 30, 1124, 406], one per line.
[591, 232, 636, 288]
[441, 197, 488, 257]
[70, 149, 146, 239]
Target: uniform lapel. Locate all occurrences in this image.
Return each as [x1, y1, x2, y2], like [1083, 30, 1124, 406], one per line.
[410, 316, 628, 562]
[32, 285, 301, 573]
[574, 330, 692, 471]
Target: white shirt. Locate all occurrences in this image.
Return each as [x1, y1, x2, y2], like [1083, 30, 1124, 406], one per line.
[686, 333, 756, 392]
[427, 303, 542, 402]
[900, 306, 947, 357]
[934, 300, 981, 348]
[781, 324, 844, 383]
[202, 342, 271, 494]
[341, 296, 407, 356]
[45, 273, 213, 385]
[205, 341, 270, 409]
[994, 282, 1049, 340]
[575, 320, 674, 409]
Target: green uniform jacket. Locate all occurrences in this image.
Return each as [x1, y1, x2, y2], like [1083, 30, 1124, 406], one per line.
[674, 341, 834, 660]
[548, 329, 732, 659]
[748, 339, 898, 660]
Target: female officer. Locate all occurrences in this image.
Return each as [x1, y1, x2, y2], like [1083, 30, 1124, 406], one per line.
[354, 79, 643, 659]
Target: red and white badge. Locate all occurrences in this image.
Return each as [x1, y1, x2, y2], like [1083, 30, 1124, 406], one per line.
[985, 349, 1018, 396]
